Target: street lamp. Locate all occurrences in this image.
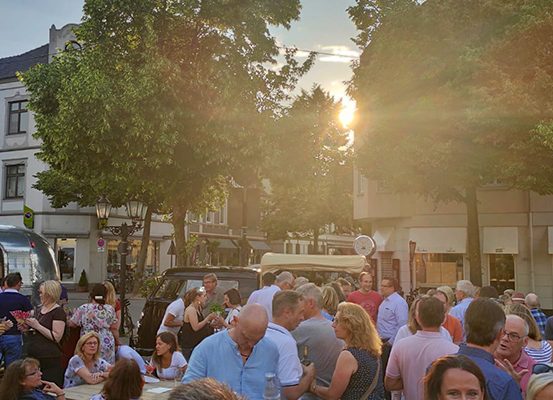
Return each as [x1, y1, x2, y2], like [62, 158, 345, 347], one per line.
[96, 195, 145, 335]
[409, 240, 417, 291]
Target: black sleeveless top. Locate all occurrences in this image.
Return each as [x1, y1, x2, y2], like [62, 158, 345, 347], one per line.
[341, 347, 384, 400]
[181, 309, 213, 350]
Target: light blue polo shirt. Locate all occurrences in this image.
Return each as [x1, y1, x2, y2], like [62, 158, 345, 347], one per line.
[183, 330, 279, 400]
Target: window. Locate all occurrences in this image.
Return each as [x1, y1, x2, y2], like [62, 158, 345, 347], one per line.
[414, 253, 464, 287]
[489, 254, 515, 293]
[8, 101, 28, 134]
[5, 164, 25, 199]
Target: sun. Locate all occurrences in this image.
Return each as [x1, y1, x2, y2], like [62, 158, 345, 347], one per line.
[339, 98, 356, 129]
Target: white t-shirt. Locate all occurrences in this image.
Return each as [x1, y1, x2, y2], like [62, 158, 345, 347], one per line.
[265, 322, 303, 387]
[157, 298, 185, 336]
[224, 306, 241, 327]
[151, 351, 187, 380]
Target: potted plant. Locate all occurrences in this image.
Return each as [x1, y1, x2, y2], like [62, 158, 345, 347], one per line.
[77, 270, 88, 292]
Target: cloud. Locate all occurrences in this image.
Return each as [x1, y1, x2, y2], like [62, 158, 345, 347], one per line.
[317, 45, 360, 63]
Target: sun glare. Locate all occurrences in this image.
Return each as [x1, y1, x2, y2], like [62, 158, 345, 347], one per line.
[339, 98, 356, 129]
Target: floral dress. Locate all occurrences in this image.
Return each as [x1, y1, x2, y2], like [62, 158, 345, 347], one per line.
[63, 355, 111, 388]
[70, 303, 117, 364]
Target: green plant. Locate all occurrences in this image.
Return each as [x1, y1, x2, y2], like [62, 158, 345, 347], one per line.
[209, 303, 225, 315]
[140, 274, 161, 298]
[78, 270, 88, 287]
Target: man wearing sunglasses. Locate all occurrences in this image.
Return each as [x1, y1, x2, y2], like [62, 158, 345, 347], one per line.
[494, 314, 536, 397]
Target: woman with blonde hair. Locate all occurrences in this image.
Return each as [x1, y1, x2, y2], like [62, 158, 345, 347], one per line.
[64, 331, 111, 388]
[309, 302, 384, 400]
[23, 280, 67, 386]
[69, 284, 118, 363]
[527, 370, 553, 400]
[505, 303, 553, 363]
[103, 281, 121, 332]
[321, 285, 339, 320]
[436, 286, 463, 344]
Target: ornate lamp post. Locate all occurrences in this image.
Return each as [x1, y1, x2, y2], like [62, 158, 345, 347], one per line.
[409, 240, 417, 291]
[96, 196, 145, 335]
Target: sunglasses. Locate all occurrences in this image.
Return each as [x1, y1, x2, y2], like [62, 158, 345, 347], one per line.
[532, 363, 553, 375]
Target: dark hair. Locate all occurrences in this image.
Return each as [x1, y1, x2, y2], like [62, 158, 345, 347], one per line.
[101, 359, 143, 400]
[169, 378, 244, 400]
[272, 290, 303, 318]
[424, 355, 488, 400]
[90, 283, 107, 305]
[479, 286, 499, 299]
[5, 272, 23, 288]
[329, 282, 346, 303]
[262, 272, 276, 286]
[0, 358, 40, 400]
[383, 277, 399, 292]
[418, 296, 445, 328]
[184, 287, 204, 307]
[224, 288, 241, 306]
[465, 298, 505, 346]
[152, 332, 179, 367]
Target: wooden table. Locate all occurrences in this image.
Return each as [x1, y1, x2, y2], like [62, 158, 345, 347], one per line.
[64, 380, 175, 400]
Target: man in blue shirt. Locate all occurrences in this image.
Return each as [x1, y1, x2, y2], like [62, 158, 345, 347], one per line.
[0, 273, 33, 366]
[450, 280, 475, 334]
[457, 298, 522, 400]
[525, 293, 547, 337]
[183, 304, 279, 399]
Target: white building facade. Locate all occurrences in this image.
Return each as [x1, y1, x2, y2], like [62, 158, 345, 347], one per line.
[0, 24, 174, 286]
[354, 168, 553, 309]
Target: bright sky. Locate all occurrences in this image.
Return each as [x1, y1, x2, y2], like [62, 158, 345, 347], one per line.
[0, 0, 358, 122]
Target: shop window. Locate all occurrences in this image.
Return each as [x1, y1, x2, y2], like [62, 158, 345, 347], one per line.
[489, 254, 515, 293]
[107, 239, 161, 281]
[56, 238, 76, 282]
[414, 253, 464, 287]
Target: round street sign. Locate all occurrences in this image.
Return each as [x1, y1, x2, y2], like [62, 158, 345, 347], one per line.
[353, 235, 376, 257]
[97, 238, 105, 248]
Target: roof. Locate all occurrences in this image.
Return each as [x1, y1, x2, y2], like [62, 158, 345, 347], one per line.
[0, 44, 49, 80]
[260, 252, 366, 274]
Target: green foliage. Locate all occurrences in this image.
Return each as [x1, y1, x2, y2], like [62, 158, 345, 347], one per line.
[21, 0, 314, 259]
[140, 274, 161, 298]
[262, 86, 354, 243]
[349, 0, 553, 284]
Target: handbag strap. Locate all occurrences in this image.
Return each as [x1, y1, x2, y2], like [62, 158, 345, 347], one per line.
[360, 357, 381, 400]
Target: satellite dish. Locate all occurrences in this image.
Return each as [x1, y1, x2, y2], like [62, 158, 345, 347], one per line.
[353, 235, 376, 257]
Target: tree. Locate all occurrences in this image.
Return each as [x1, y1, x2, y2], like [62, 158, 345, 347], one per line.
[263, 86, 353, 252]
[22, 0, 314, 265]
[348, 0, 553, 286]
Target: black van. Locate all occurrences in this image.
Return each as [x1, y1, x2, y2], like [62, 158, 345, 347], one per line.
[135, 266, 259, 355]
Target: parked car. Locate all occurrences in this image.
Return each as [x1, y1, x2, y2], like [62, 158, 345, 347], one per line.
[0, 225, 59, 304]
[135, 266, 259, 355]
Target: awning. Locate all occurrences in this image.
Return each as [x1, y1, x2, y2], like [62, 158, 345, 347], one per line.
[409, 227, 466, 253]
[248, 240, 271, 251]
[207, 238, 237, 250]
[373, 227, 395, 252]
[483, 227, 518, 254]
[260, 253, 365, 274]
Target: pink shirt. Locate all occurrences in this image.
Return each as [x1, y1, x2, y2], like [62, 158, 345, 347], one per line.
[386, 331, 459, 400]
[511, 350, 536, 396]
[347, 290, 382, 322]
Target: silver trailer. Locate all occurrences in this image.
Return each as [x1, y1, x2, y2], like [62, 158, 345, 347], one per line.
[0, 225, 59, 303]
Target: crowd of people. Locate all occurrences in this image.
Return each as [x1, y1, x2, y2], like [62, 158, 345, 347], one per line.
[1, 270, 553, 400]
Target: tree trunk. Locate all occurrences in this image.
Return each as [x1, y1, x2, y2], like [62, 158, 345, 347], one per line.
[465, 186, 482, 287]
[312, 228, 320, 254]
[172, 204, 187, 267]
[133, 206, 152, 293]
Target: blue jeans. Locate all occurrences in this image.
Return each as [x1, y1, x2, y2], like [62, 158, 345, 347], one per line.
[0, 334, 23, 366]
